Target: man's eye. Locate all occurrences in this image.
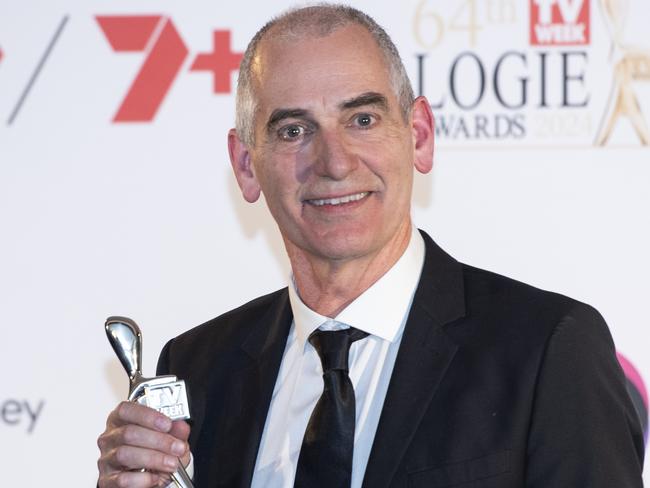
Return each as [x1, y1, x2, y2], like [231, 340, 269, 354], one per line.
[278, 125, 305, 140]
[354, 113, 375, 128]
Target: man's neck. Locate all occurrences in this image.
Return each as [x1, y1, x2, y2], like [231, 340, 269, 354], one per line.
[287, 222, 413, 318]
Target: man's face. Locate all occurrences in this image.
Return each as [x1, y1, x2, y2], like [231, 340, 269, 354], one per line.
[231, 24, 433, 264]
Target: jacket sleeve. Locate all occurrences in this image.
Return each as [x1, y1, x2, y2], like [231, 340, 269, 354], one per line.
[525, 303, 645, 487]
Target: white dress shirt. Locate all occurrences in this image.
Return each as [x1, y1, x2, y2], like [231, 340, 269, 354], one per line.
[250, 227, 425, 488]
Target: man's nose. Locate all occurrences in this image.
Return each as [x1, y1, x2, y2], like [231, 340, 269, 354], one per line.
[312, 130, 358, 180]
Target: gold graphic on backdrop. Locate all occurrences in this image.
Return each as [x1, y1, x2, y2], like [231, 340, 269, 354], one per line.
[595, 0, 650, 146]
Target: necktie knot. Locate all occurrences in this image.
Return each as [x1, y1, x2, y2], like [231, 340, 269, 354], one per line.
[308, 327, 369, 373]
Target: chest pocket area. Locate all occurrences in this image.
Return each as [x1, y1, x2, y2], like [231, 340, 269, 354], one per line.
[407, 450, 511, 487]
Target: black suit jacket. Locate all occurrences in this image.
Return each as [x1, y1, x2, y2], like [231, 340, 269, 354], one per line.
[157, 230, 645, 487]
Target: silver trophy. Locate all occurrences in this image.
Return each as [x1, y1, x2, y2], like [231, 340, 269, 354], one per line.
[105, 316, 195, 488]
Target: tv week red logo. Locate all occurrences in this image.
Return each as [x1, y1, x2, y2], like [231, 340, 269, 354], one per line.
[96, 15, 243, 122]
[530, 0, 590, 46]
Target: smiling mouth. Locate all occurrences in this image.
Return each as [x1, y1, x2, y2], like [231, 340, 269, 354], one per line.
[307, 191, 370, 207]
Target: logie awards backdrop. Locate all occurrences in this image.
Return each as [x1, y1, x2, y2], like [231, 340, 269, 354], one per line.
[1, 0, 648, 485]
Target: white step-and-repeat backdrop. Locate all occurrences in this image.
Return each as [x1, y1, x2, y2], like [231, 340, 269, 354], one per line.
[1, 0, 648, 485]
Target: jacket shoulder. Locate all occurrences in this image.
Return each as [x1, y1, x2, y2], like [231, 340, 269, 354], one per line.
[157, 287, 289, 375]
[461, 262, 599, 317]
[178, 287, 288, 343]
[454, 263, 611, 352]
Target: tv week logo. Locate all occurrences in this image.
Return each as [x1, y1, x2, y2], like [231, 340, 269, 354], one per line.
[530, 0, 590, 46]
[96, 15, 243, 122]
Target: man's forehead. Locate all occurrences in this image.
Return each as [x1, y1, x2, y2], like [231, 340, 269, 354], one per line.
[242, 22, 402, 141]
[251, 23, 382, 82]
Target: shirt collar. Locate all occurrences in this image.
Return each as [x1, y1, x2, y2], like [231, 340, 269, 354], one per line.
[288, 226, 425, 348]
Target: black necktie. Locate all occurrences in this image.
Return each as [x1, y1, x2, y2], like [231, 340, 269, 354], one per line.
[294, 327, 369, 488]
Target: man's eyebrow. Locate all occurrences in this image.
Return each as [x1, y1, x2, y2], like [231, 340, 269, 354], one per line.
[266, 108, 310, 130]
[339, 92, 389, 111]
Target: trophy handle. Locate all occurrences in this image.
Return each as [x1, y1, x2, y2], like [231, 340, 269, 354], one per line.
[105, 316, 143, 383]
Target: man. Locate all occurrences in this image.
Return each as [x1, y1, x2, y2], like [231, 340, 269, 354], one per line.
[97, 4, 645, 487]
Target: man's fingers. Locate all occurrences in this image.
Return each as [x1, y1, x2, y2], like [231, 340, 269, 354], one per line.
[169, 420, 190, 442]
[108, 402, 172, 432]
[99, 470, 163, 488]
[169, 420, 191, 466]
[101, 424, 187, 457]
[98, 402, 191, 486]
[155, 473, 172, 487]
[105, 444, 179, 473]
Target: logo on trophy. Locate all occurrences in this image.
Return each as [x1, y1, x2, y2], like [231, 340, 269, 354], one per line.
[595, 0, 650, 145]
[105, 316, 195, 488]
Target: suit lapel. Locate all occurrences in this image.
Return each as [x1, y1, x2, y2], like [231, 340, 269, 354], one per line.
[210, 290, 293, 487]
[362, 231, 465, 488]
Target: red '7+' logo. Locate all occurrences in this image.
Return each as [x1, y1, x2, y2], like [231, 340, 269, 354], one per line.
[96, 15, 243, 122]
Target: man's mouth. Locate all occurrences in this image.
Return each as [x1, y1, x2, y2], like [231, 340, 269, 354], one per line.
[307, 192, 369, 207]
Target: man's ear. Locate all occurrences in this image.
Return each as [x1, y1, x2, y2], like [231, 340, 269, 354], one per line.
[411, 96, 435, 174]
[228, 128, 261, 203]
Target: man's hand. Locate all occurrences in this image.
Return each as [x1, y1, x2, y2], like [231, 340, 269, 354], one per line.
[97, 401, 191, 488]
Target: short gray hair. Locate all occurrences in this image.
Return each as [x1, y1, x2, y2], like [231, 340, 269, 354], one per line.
[235, 3, 415, 146]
